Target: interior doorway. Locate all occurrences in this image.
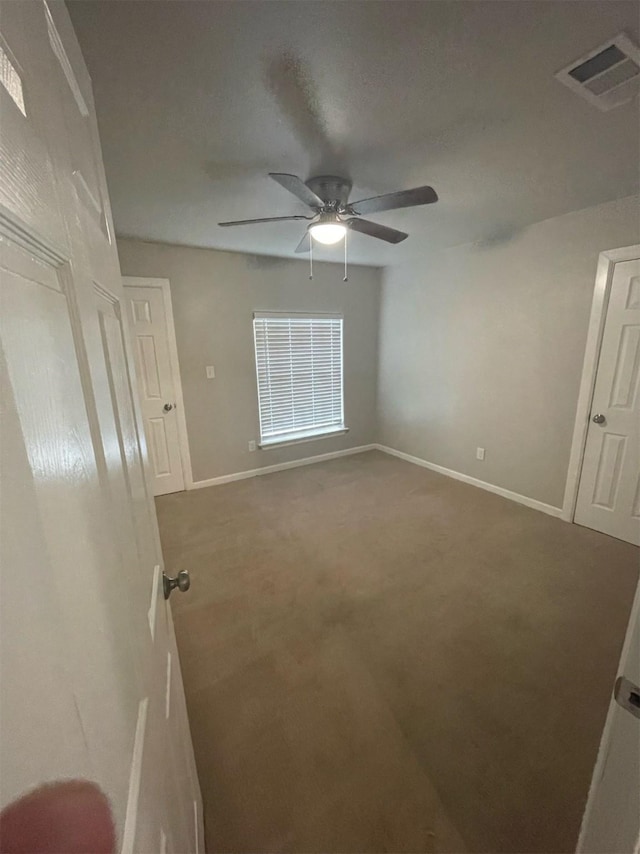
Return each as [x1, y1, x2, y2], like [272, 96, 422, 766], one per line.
[565, 246, 640, 546]
[124, 277, 192, 495]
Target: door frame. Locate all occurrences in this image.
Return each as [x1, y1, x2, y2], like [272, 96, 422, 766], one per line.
[123, 276, 193, 490]
[562, 244, 640, 523]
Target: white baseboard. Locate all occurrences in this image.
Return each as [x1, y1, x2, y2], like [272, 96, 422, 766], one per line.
[189, 444, 377, 490]
[190, 442, 564, 520]
[374, 444, 564, 519]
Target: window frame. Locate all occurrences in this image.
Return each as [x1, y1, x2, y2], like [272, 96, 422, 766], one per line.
[252, 311, 348, 449]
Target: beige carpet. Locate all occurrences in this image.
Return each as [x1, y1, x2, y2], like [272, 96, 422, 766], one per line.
[157, 450, 639, 854]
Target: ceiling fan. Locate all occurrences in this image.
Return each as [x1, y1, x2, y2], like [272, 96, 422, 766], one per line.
[218, 173, 438, 253]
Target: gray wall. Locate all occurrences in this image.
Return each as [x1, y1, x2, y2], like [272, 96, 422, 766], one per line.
[117, 239, 381, 481]
[377, 196, 639, 509]
[119, 195, 637, 501]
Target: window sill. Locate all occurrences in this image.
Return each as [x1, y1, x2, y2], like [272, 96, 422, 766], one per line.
[259, 427, 350, 450]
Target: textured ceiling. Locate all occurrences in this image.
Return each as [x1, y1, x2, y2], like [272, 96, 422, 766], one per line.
[68, 0, 639, 267]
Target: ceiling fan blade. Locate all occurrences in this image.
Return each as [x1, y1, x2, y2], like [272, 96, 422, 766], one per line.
[269, 173, 325, 209]
[294, 231, 310, 253]
[350, 185, 438, 215]
[218, 215, 310, 227]
[347, 218, 408, 244]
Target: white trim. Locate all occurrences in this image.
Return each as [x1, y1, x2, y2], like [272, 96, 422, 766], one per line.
[562, 244, 640, 523]
[253, 310, 343, 320]
[375, 444, 563, 518]
[253, 313, 345, 449]
[122, 276, 194, 490]
[259, 426, 349, 449]
[190, 441, 565, 516]
[190, 444, 376, 489]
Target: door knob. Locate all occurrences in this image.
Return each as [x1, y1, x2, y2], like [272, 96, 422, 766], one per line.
[163, 403, 174, 412]
[592, 413, 606, 424]
[614, 676, 640, 720]
[163, 570, 190, 599]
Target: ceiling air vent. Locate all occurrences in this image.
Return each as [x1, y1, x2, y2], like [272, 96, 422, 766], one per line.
[555, 33, 640, 111]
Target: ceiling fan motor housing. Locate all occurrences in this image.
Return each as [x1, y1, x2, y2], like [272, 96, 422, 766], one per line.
[305, 175, 352, 208]
[312, 211, 346, 228]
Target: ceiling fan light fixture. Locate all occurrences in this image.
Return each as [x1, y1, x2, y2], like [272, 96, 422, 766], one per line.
[219, 173, 439, 254]
[309, 215, 347, 245]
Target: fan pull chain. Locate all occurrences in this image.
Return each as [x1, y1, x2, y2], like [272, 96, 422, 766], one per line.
[343, 228, 348, 282]
[309, 236, 313, 280]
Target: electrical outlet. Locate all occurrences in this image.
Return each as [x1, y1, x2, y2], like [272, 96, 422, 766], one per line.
[248, 440, 256, 452]
[476, 447, 485, 461]
[206, 365, 215, 379]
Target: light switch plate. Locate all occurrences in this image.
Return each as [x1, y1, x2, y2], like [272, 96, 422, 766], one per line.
[206, 365, 215, 379]
[476, 447, 485, 461]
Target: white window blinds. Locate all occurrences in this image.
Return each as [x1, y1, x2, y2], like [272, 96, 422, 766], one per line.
[253, 313, 345, 445]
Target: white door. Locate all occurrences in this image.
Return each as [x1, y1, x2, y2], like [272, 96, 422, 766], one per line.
[577, 580, 640, 853]
[0, 2, 202, 851]
[124, 279, 186, 496]
[575, 257, 640, 545]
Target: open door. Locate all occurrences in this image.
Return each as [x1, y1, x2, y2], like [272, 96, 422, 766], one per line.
[0, 2, 202, 850]
[577, 579, 640, 853]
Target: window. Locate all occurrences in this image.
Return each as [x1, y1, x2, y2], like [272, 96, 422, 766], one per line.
[253, 313, 346, 447]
